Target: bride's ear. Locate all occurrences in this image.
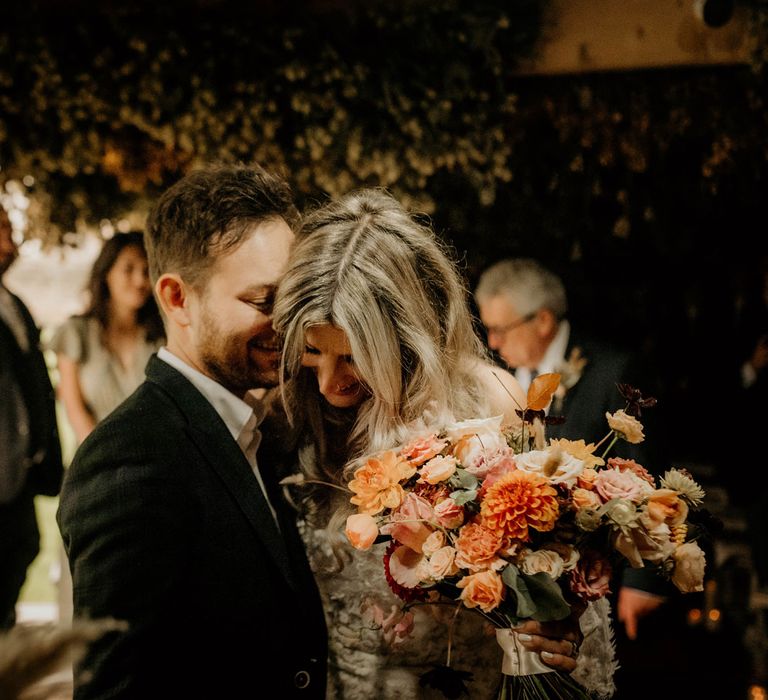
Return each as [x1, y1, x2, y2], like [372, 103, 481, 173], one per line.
[155, 274, 193, 328]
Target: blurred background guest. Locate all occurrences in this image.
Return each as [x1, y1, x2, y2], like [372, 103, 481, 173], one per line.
[48, 231, 163, 620]
[49, 231, 164, 443]
[0, 203, 63, 630]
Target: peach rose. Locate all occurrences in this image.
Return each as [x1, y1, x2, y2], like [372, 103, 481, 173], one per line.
[434, 497, 465, 529]
[606, 409, 645, 444]
[646, 489, 689, 527]
[572, 487, 602, 510]
[577, 467, 598, 490]
[671, 542, 706, 593]
[419, 455, 458, 484]
[454, 522, 504, 572]
[457, 570, 506, 612]
[400, 434, 448, 466]
[345, 513, 379, 551]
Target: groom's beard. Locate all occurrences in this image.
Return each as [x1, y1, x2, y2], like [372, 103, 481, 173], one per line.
[198, 306, 281, 397]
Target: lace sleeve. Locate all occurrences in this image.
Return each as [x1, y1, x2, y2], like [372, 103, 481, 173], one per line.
[571, 597, 619, 699]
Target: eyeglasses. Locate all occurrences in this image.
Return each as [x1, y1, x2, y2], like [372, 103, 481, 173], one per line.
[484, 311, 537, 338]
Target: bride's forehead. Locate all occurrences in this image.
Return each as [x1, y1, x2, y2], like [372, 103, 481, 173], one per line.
[305, 324, 352, 352]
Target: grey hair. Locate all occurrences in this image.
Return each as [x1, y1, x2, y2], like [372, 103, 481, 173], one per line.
[272, 189, 494, 534]
[474, 258, 568, 320]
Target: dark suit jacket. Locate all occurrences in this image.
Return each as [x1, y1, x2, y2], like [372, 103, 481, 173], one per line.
[545, 333, 638, 448]
[57, 355, 327, 699]
[0, 288, 63, 500]
[0, 288, 62, 626]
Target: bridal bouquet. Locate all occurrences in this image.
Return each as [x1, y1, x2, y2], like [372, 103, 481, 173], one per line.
[344, 375, 709, 699]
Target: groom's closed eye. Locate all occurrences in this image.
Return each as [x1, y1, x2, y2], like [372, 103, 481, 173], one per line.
[242, 287, 276, 314]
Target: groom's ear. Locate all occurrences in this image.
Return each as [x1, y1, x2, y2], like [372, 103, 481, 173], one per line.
[155, 273, 193, 328]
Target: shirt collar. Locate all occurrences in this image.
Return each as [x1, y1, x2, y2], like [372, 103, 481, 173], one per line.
[157, 346, 263, 444]
[537, 320, 571, 376]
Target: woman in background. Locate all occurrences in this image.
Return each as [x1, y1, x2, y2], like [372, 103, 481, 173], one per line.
[269, 189, 613, 699]
[49, 231, 163, 620]
[50, 231, 164, 443]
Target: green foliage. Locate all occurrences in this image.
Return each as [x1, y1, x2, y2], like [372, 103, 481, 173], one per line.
[0, 0, 545, 239]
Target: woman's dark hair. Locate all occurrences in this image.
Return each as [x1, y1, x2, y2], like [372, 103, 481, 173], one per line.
[85, 231, 164, 341]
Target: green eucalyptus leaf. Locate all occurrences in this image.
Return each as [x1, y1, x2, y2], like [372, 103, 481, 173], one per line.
[450, 488, 478, 506]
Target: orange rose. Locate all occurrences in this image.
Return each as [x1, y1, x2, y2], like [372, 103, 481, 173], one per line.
[454, 522, 504, 572]
[646, 489, 689, 527]
[457, 570, 506, 612]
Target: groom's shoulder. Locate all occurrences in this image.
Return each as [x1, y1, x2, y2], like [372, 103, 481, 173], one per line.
[74, 379, 189, 464]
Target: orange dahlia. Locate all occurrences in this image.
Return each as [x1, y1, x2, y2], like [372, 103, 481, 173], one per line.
[480, 470, 559, 542]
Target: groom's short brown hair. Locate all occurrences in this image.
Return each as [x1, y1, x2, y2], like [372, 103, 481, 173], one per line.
[145, 162, 298, 288]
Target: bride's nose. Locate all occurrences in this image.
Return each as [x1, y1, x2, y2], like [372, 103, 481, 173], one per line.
[316, 359, 343, 397]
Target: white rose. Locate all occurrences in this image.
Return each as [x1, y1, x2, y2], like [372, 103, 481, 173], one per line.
[445, 415, 504, 441]
[605, 499, 639, 528]
[428, 546, 459, 580]
[672, 542, 706, 593]
[519, 548, 565, 579]
[422, 530, 446, 556]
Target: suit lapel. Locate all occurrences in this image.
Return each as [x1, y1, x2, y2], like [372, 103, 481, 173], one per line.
[145, 356, 301, 591]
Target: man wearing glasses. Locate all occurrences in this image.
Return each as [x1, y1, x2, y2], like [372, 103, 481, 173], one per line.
[474, 257, 674, 647]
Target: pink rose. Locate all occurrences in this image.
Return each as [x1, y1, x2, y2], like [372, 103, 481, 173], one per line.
[594, 468, 653, 504]
[383, 493, 435, 553]
[434, 497, 465, 529]
[452, 432, 512, 478]
[477, 455, 517, 496]
[419, 455, 458, 484]
[607, 457, 655, 486]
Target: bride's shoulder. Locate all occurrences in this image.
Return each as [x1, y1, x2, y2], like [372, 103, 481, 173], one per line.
[472, 362, 526, 426]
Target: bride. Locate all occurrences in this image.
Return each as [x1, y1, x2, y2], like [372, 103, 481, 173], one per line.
[267, 188, 617, 699]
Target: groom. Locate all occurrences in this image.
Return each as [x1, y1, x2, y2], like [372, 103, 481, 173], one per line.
[57, 163, 328, 698]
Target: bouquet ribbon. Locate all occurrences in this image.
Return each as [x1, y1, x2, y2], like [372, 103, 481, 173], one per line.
[495, 629, 555, 676]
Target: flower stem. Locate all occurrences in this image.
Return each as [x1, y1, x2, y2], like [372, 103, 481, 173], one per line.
[599, 434, 619, 460]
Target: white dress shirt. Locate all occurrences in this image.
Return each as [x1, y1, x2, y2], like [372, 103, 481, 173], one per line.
[515, 320, 571, 395]
[158, 346, 278, 527]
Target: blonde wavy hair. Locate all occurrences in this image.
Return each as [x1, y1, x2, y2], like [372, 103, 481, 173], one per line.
[272, 188, 496, 531]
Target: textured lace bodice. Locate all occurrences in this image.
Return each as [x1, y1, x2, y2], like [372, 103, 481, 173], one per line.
[300, 517, 505, 699]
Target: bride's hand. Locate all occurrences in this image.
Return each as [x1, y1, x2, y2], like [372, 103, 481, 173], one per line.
[513, 616, 582, 672]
